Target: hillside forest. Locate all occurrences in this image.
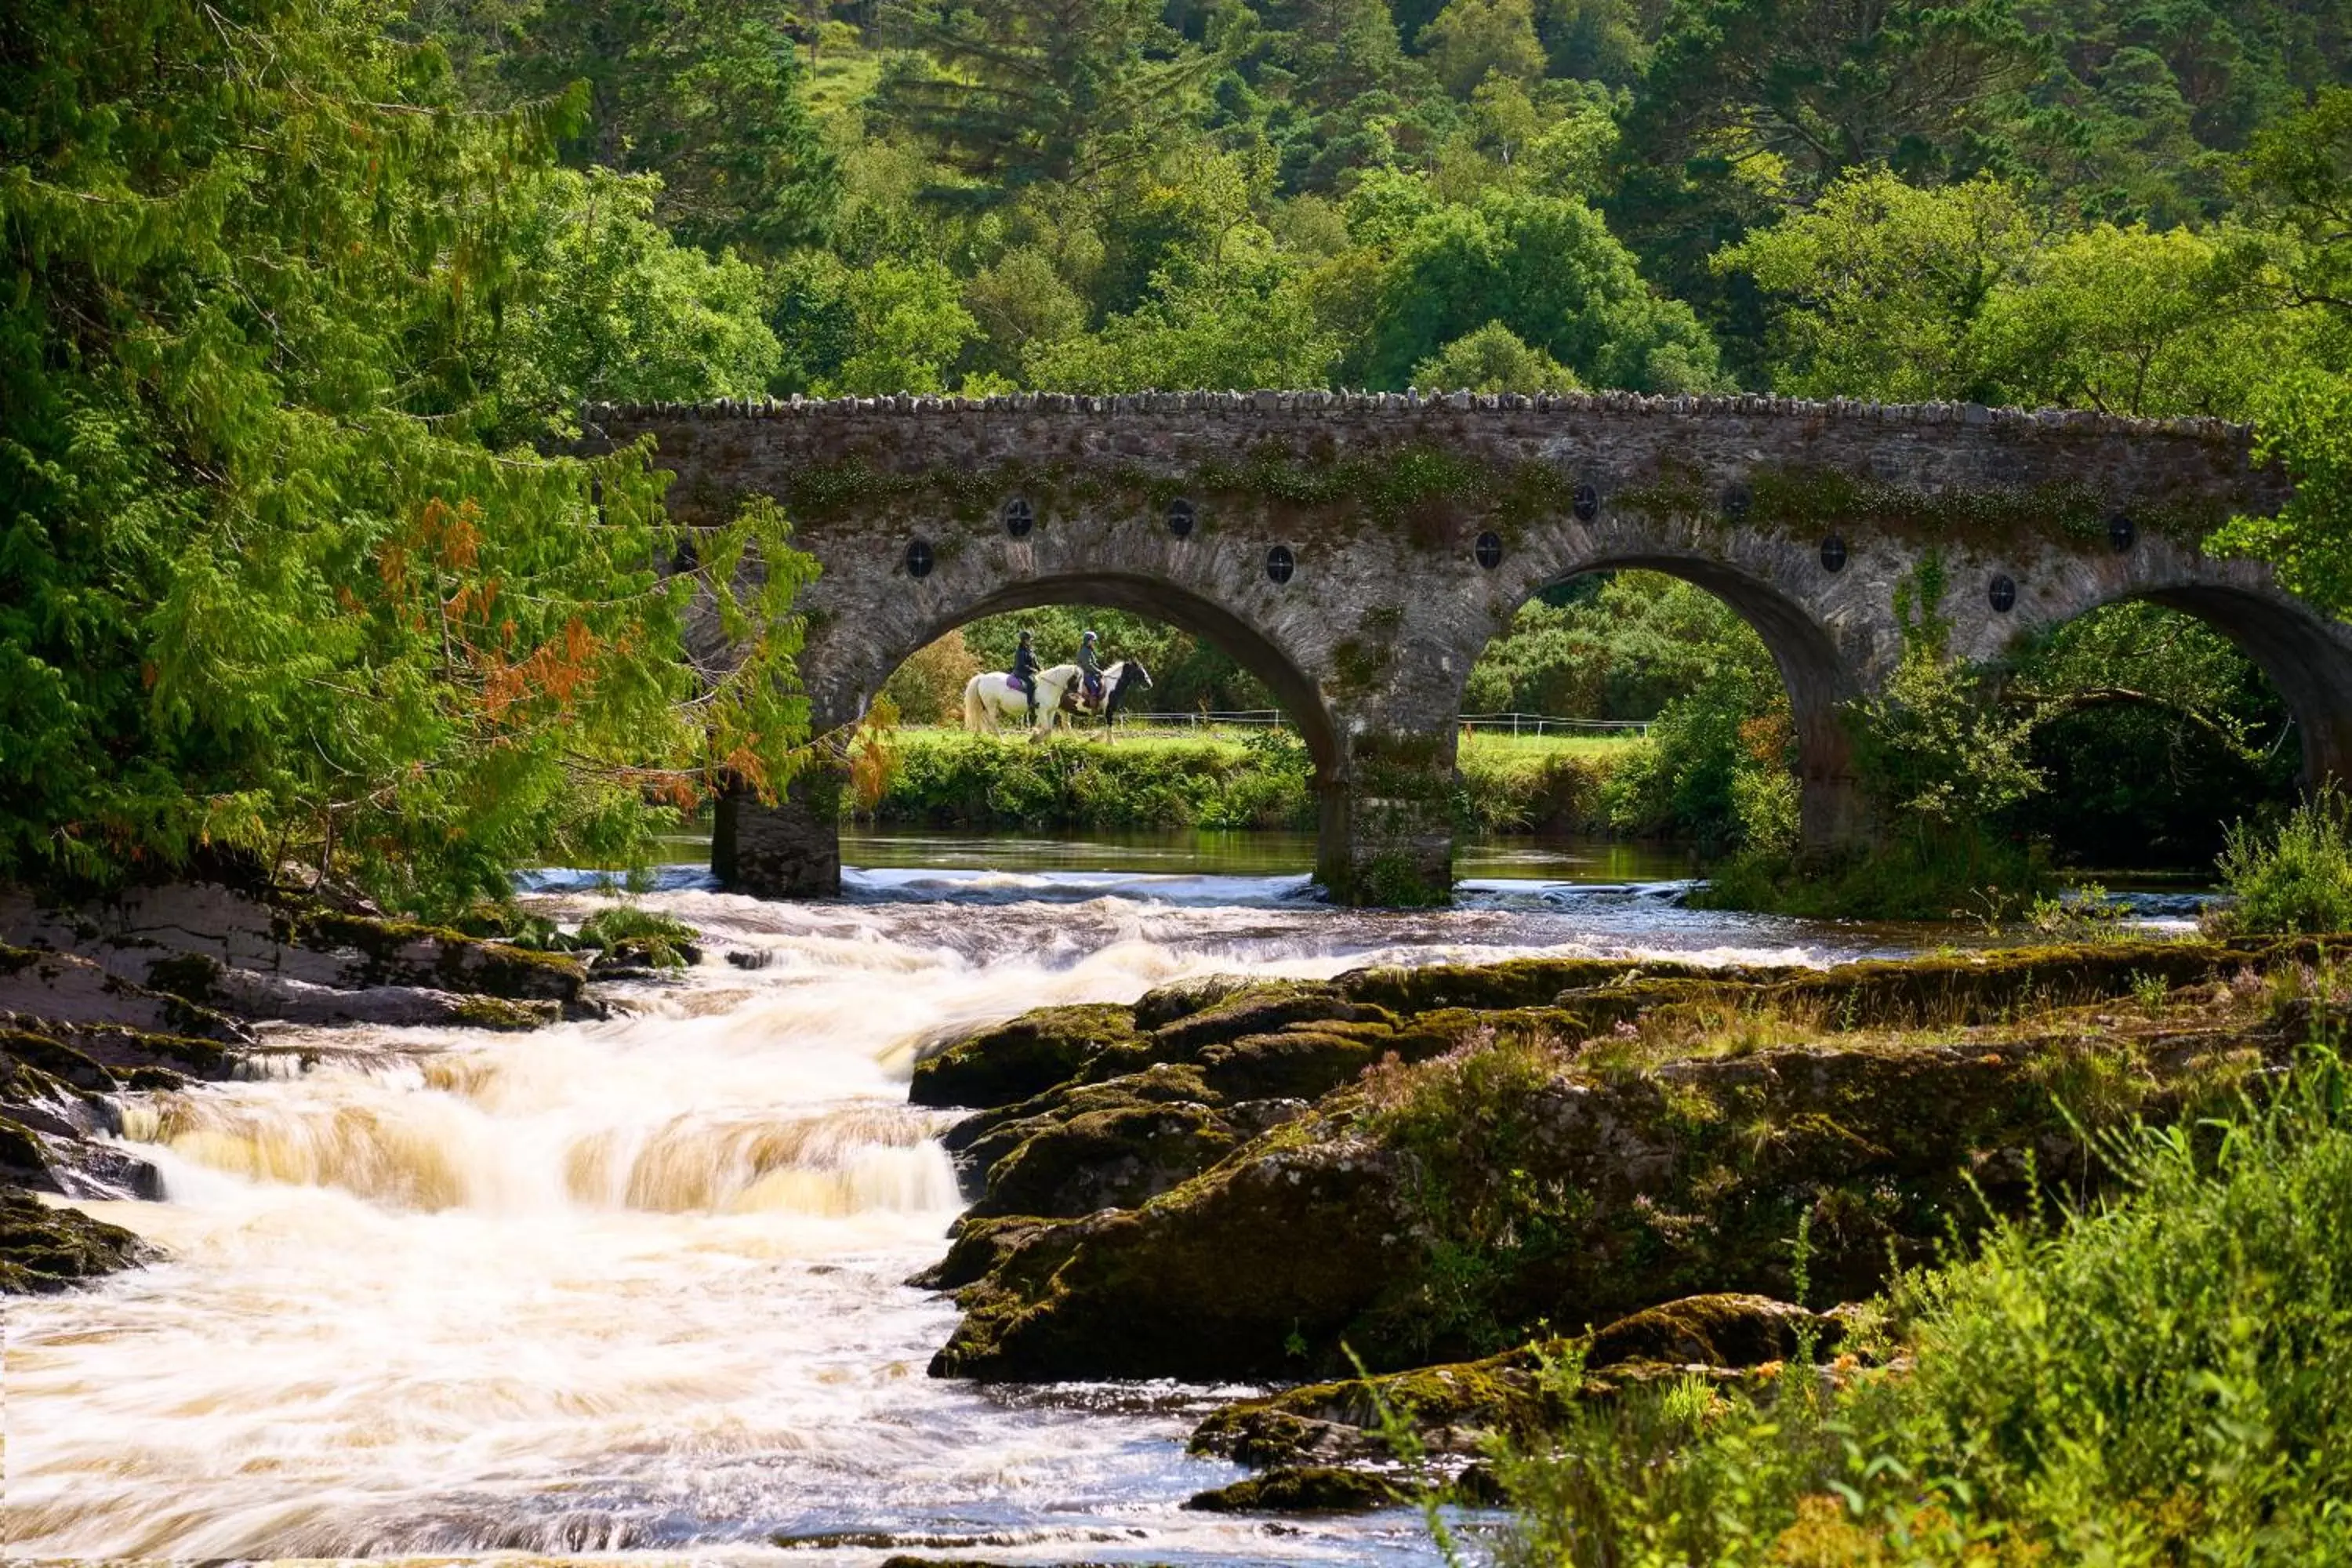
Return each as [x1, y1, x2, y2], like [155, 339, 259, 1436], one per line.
[7, 0, 2352, 909]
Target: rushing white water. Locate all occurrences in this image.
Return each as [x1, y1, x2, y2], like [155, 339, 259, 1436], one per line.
[5, 866, 1900, 1565]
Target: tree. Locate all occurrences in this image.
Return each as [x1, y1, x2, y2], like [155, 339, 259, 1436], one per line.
[499, 0, 840, 256]
[486, 168, 784, 430]
[2189, 91, 2352, 614]
[1625, 0, 2045, 198]
[1025, 260, 1338, 390]
[1412, 321, 1583, 390]
[0, 0, 812, 907]
[829, 260, 982, 395]
[1363, 190, 1729, 390]
[871, 0, 1224, 201]
[1713, 170, 2039, 401]
[1975, 222, 2289, 416]
[1418, 0, 1551, 98]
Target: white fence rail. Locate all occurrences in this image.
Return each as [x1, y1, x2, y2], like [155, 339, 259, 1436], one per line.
[1108, 710, 1650, 738]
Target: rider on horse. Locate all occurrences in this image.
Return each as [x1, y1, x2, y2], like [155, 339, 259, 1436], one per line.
[1011, 629, 1040, 725]
[1076, 629, 1104, 709]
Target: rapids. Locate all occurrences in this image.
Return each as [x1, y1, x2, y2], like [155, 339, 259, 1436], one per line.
[5, 864, 1922, 1565]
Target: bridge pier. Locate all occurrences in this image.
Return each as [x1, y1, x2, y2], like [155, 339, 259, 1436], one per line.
[713, 774, 843, 899]
[1316, 759, 1457, 908]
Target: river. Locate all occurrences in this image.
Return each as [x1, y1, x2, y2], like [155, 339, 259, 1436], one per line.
[2, 837, 2016, 1564]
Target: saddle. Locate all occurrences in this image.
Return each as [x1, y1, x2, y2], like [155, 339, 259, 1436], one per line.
[1006, 673, 1029, 694]
[1083, 673, 1104, 702]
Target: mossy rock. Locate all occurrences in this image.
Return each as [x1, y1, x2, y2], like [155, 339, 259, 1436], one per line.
[287, 910, 586, 1000]
[1, 1029, 116, 1091]
[64, 1025, 236, 1079]
[948, 1062, 1222, 1165]
[0, 1115, 53, 1181]
[1191, 1339, 1567, 1467]
[1183, 1465, 1407, 1513]
[2, 1185, 148, 1293]
[1584, 1293, 1838, 1370]
[930, 1136, 1410, 1381]
[1193, 1027, 1392, 1101]
[1145, 982, 1394, 1058]
[1769, 942, 2252, 1029]
[971, 1102, 1240, 1221]
[910, 1004, 1144, 1109]
[1338, 956, 1788, 1015]
[936, 1025, 2302, 1381]
[909, 1214, 1068, 1292]
[452, 996, 559, 1030]
[1134, 974, 1261, 1030]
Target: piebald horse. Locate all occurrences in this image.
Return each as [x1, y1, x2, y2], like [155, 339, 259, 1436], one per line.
[1053, 659, 1154, 736]
[961, 663, 1080, 734]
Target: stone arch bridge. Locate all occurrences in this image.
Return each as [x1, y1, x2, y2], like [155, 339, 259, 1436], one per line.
[589, 390, 2323, 906]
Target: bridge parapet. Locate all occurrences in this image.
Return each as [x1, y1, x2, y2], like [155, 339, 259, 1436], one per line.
[589, 394, 2325, 905]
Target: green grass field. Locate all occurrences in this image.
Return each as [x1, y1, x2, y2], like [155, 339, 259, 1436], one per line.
[894, 724, 1644, 760]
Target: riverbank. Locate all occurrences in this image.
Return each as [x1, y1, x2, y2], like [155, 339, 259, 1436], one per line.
[862, 728, 1641, 837]
[911, 930, 2351, 1552]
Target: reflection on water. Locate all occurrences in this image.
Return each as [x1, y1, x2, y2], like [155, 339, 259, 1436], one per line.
[837, 827, 1704, 886]
[11, 855, 1936, 1566]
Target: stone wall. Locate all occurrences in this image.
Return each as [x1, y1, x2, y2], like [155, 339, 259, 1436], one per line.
[587, 390, 2327, 904]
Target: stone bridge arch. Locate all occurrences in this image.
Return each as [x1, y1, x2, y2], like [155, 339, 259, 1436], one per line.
[1953, 537, 2352, 785]
[593, 389, 2305, 905]
[1436, 513, 1886, 854]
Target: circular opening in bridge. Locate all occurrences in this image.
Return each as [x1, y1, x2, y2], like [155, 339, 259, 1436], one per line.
[1002, 498, 1034, 539]
[1720, 483, 1752, 522]
[1572, 484, 1600, 523]
[1167, 499, 1196, 539]
[1474, 532, 1504, 571]
[1820, 536, 1847, 573]
[1989, 575, 2017, 613]
[2109, 514, 2137, 554]
[904, 539, 934, 579]
[1265, 546, 1295, 586]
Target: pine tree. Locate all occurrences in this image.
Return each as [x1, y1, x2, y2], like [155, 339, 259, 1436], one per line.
[871, 0, 1225, 200]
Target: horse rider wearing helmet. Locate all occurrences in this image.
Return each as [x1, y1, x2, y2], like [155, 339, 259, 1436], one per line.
[1076, 628, 1104, 710]
[1011, 629, 1040, 726]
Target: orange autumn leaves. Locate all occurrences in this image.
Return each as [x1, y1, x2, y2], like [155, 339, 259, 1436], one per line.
[375, 495, 615, 732]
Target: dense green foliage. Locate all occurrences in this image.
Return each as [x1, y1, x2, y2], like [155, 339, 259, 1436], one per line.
[9, 0, 2350, 907]
[2210, 786, 2352, 935]
[1, 0, 814, 910]
[1496, 1047, 2352, 1564]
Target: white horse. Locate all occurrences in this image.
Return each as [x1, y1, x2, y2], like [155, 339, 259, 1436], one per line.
[961, 663, 1078, 734]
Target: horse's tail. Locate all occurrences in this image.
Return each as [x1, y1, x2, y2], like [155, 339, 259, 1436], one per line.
[962, 676, 986, 733]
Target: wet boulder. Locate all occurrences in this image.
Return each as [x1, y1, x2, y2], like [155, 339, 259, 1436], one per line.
[1584, 1292, 1842, 1370]
[930, 1134, 1412, 1381]
[2, 1185, 150, 1293]
[968, 1100, 1240, 1221]
[1183, 1465, 1408, 1513]
[910, 1004, 1143, 1109]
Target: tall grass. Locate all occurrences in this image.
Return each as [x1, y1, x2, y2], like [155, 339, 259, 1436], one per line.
[2209, 786, 2352, 936]
[1494, 1048, 2352, 1566]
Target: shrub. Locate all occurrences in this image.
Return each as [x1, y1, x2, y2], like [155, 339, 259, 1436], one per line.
[575, 906, 699, 967]
[2208, 786, 2352, 936]
[1494, 1050, 2352, 1566]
